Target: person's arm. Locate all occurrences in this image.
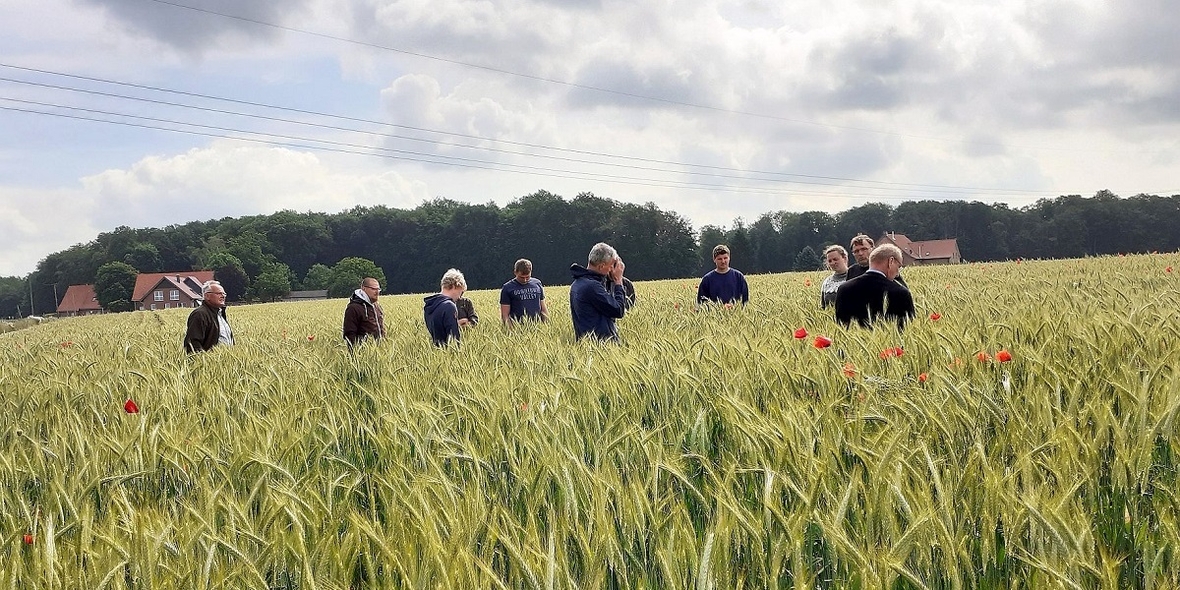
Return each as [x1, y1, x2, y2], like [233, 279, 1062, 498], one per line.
[342, 305, 360, 345]
[539, 299, 549, 322]
[739, 273, 750, 304]
[834, 288, 853, 328]
[499, 286, 512, 324]
[184, 310, 208, 354]
[697, 274, 709, 304]
[445, 301, 461, 343]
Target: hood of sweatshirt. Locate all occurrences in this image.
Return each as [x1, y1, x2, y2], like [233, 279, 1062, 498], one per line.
[569, 263, 606, 282]
[423, 293, 453, 315]
[350, 289, 374, 305]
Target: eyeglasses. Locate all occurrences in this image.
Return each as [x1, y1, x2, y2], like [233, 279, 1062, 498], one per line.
[363, 284, 380, 291]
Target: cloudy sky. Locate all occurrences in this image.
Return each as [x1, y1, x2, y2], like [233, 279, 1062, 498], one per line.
[1, 0, 1177, 276]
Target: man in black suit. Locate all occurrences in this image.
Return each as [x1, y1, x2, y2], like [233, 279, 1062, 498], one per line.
[835, 244, 915, 330]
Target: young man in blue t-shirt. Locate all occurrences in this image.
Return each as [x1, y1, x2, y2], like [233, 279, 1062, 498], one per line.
[697, 244, 750, 306]
[500, 258, 549, 324]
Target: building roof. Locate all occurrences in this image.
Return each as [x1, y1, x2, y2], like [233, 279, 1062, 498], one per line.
[132, 270, 215, 302]
[880, 233, 959, 260]
[57, 284, 102, 313]
[908, 238, 960, 260]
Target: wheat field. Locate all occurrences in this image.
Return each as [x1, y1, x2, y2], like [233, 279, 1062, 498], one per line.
[2, 255, 1178, 589]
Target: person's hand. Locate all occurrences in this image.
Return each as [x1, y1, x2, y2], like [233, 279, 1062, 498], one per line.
[610, 258, 625, 284]
[458, 318, 471, 327]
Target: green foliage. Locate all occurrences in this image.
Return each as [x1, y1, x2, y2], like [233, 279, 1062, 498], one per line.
[2, 255, 1179, 586]
[249, 263, 293, 302]
[0, 276, 27, 318]
[207, 253, 248, 302]
[93, 261, 138, 312]
[301, 263, 333, 291]
[329, 257, 386, 298]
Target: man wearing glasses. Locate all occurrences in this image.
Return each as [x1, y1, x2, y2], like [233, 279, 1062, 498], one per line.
[343, 277, 386, 347]
[184, 280, 235, 353]
[835, 244, 915, 330]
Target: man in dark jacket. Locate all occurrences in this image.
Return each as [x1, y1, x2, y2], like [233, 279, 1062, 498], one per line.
[343, 277, 385, 347]
[847, 234, 907, 287]
[184, 281, 234, 354]
[424, 269, 465, 346]
[835, 244, 915, 330]
[570, 242, 627, 341]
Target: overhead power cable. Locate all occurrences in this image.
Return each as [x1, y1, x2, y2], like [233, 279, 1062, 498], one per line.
[0, 64, 1054, 195]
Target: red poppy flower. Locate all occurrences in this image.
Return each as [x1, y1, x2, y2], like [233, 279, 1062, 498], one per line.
[124, 399, 139, 414]
[918, 373, 928, 383]
[929, 312, 941, 321]
[793, 327, 808, 339]
[879, 346, 904, 359]
[1167, 266, 1174, 273]
[723, 302, 733, 309]
[519, 403, 528, 411]
[307, 335, 315, 341]
[23, 534, 34, 545]
[1016, 258, 1022, 264]
[976, 351, 990, 362]
[842, 363, 857, 378]
[60, 341, 73, 348]
[996, 350, 1013, 363]
[804, 279, 812, 287]
[813, 335, 832, 349]
[674, 302, 681, 310]
[950, 357, 964, 368]
[945, 284, 952, 289]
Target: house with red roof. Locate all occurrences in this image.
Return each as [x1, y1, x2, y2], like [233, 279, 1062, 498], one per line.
[56, 284, 103, 316]
[132, 271, 215, 311]
[879, 233, 961, 266]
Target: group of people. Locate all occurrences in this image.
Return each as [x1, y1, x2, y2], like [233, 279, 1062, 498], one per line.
[820, 234, 916, 329]
[182, 235, 915, 353]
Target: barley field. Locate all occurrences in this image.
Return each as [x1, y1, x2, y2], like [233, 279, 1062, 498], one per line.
[2, 255, 1178, 589]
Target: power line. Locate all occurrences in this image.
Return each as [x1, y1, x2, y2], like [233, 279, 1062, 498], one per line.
[0, 64, 1055, 195]
[0, 102, 1048, 202]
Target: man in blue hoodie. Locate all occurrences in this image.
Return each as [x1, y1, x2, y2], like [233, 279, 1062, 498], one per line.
[569, 242, 627, 341]
[423, 269, 466, 346]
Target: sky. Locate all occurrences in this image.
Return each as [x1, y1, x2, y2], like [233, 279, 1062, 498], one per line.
[1, 0, 1178, 276]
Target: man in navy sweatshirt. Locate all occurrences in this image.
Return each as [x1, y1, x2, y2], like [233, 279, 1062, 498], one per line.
[570, 242, 627, 341]
[697, 244, 749, 306]
[423, 268, 466, 346]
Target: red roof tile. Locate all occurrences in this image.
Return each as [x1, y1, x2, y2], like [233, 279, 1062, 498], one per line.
[57, 284, 102, 313]
[132, 271, 214, 302]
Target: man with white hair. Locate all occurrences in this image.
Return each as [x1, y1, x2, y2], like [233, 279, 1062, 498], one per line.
[569, 242, 627, 341]
[184, 280, 234, 353]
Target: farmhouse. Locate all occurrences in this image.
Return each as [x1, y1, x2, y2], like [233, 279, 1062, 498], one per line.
[132, 271, 215, 311]
[56, 284, 103, 316]
[878, 233, 961, 266]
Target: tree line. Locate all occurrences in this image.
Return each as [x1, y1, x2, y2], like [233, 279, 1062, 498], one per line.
[2, 189, 1178, 318]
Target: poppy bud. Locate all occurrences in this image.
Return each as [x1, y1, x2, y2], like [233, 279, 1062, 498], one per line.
[123, 399, 139, 414]
[793, 327, 807, 339]
[23, 534, 33, 545]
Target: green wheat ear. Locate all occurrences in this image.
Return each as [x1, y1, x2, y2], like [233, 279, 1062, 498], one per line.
[1, 256, 1179, 587]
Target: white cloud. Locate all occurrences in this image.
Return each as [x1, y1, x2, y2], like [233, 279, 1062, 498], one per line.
[80, 142, 428, 229]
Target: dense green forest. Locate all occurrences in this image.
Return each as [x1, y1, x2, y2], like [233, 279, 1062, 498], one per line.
[2, 189, 1178, 318]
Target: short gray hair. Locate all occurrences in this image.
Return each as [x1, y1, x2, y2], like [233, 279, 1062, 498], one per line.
[587, 242, 617, 267]
[201, 280, 223, 296]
